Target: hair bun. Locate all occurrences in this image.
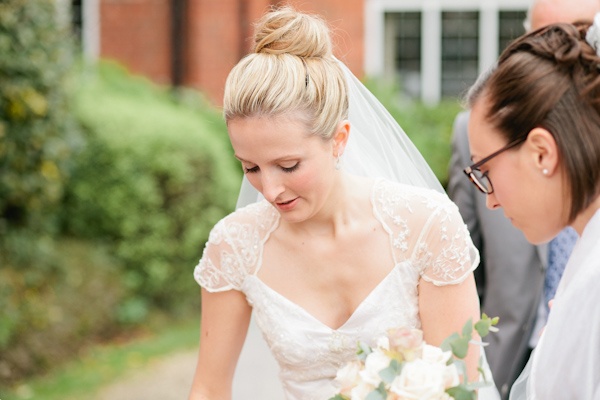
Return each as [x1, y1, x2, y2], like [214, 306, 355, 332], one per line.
[253, 6, 332, 59]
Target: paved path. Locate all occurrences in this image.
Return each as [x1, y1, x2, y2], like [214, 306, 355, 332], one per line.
[95, 317, 285, 399]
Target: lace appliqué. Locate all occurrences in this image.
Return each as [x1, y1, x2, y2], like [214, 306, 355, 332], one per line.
[194, 201, 279, 292]
[373, 179, 477, 286]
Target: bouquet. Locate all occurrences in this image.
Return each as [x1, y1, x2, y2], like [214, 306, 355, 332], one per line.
[329, 314, 499, 400]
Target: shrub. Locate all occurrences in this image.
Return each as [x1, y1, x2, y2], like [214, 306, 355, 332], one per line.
[0, 0, 96, 386]
[62, 62, 240, 319]
[0, 239, 126, 386]
[365, 79, 462, 187]
[0, 0, 81, 232]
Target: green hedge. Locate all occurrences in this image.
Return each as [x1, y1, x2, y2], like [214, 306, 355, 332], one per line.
[0, 0, 80, 232]
[1, 60, 241, 386]
[62, 62, 240, 320]
[365, 79, 462, 187]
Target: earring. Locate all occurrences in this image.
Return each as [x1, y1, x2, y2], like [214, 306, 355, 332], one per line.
[542, 168, 549, 175]
[335, 153, 341, 170]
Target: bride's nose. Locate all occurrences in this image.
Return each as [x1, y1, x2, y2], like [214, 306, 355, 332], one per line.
[260, 172, 285, 203]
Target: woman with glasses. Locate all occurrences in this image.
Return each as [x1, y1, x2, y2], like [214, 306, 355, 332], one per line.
[465, 17, 600, 399]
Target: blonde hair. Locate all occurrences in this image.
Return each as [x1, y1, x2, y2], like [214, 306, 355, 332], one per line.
[223, 6, 348, 140]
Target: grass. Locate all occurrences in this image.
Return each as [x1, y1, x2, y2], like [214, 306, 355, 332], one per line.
[0, 319, 200, 400]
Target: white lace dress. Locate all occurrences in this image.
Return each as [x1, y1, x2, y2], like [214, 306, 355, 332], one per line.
[195, 179, 482, 400]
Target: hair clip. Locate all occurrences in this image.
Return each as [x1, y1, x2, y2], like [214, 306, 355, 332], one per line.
[301, 57, 310, 87]
[586, 13, 600, 58]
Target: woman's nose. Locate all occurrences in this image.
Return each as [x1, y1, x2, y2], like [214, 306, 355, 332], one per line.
[486, 191, 500, 210]
[260, 172, 285, 203]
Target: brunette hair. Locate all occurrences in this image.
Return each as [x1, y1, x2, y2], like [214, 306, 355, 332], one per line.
[223, 6, 348, 140]
[468, 22, 600, 222]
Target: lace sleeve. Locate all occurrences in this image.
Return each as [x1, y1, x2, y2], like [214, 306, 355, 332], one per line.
[193, 219, 245, 292]
[193, 201, 280, 293]
[412, 197, 480, 286]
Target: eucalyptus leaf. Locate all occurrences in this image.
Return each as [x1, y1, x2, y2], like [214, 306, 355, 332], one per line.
[468, 339, 488, 347]
[474, 318, 490, 337]
[441, 332, 460, 353]
[329, 395, 348, 400]
[357, 341, 373, 361]
[446, 384, 476, 400]
[379, 359, 402, 384]
[462, 318, 473, 340]
[467, 380, 492, 390]
[365, 383, 387, 400]
[453, 359, 467, 384]
[477, 366, 488, 383]
[450, 336, 470, 359]
[358, 341, 372, 355]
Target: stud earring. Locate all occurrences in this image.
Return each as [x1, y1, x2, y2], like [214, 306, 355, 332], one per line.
[335, 153, 341, 170]
[542, 168, 549, 175]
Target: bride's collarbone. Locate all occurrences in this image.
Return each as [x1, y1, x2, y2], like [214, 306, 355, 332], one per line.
[258, 225, 395, 307]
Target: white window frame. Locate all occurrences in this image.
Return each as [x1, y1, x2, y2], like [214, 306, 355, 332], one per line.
[365, 0, 530, 104]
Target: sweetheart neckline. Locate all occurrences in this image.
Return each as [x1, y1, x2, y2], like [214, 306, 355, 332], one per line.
[247, 260, 414, 331]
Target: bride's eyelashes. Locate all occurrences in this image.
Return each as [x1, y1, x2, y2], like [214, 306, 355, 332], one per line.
[243, 162, 300, 174]
[281, 163, 300, 173]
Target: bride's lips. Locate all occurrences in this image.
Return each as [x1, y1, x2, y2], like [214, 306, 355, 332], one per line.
[275, 197, 299, 211]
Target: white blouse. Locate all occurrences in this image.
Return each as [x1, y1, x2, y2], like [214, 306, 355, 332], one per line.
[528, 209, 600, 399]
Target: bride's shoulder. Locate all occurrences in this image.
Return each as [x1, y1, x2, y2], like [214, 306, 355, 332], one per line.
[219, 200, 278, 225]
[373, 178, 451, 209]
[208, 200, 279, 240]
[195, 200, 278, 292]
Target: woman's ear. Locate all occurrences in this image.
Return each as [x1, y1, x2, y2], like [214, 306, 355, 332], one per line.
[526, 127, 559, 175]
[332, 120, 351, 156]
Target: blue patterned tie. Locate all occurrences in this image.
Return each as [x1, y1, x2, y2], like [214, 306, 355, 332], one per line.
[544, 227, 578, 312]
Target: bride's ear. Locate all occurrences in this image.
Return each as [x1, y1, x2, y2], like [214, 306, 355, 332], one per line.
[332, 120, 351, 156]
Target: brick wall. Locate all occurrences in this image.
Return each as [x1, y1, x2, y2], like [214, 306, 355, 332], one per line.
[100, 0, 365, 104]
[101, 0, 172, 85]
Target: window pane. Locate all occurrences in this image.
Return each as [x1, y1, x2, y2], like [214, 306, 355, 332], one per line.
[441, 11, 479, 97]
[386, 12, 422, 98]
[499, 11, 527, 54]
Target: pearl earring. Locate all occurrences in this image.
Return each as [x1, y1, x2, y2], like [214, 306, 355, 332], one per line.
[542, 168, 549, 175]
[335, 153, 341, 170]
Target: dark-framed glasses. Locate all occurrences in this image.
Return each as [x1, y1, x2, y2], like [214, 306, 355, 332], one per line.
[463, 136, 527, 194]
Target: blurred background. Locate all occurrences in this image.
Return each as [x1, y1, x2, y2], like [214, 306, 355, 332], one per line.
[0, 0, 531, 398]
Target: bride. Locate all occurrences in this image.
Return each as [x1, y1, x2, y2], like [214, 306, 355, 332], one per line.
[189, 6, 498, 400]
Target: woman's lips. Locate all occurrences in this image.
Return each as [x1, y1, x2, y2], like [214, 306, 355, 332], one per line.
[275, 197, 299, 211]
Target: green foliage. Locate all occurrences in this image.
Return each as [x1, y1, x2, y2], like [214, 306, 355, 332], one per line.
[446, 384, 477, 400]
[0, 0, 80, 232]
[0, 0, 98, 387]
[0, 239, 127, 387]
[62, 61, 240, 318]
[365, 79, 463, 187]
[475, 314, 500, 338]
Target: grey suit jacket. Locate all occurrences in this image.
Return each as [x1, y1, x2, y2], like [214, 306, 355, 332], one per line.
[447, 111, 546, 400]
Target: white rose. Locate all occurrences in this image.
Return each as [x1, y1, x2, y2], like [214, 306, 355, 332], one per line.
[444, 364, 460, 389]
[389, 359, 448, 400]
[377, 335, 390, 351]
[359, 349, 391, 387]
[335, 360, 362, 395]
[422, 344, 452, 365]
[421, 344, 459, 389]
[350, 381, 375, 400]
